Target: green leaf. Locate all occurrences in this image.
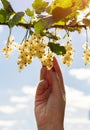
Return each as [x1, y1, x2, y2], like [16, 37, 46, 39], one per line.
[25, 8, 34, 18]
[46, 32, 59, 40]
[48, 42, 66, 55]
[0, 9, 11, 22]
[0, 14, 5, 23]
[32, 0, 49, 14]
[1, 0, 14, 14]
[9, 12, 24, 27]
[34, 20, 47, 34]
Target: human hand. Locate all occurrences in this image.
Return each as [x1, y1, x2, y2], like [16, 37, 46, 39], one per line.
[35, 57, 66, 130]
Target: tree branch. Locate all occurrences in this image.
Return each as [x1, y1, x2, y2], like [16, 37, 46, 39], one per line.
[0, 22, 86, 30]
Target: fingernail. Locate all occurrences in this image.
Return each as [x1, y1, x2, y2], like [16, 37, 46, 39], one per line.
[42, 65, 46, 67]
[52, 67, 56, 72]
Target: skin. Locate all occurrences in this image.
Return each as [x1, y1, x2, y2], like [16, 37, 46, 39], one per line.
[35, 57, 66, 130]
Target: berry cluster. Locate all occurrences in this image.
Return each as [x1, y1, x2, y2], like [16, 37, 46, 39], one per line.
[2, 31, 90, 71]
[2, 36, 15, 59]
[61, 37, 75, 66]
[83, 42, 90, 65]
[17, 33, 54, 71]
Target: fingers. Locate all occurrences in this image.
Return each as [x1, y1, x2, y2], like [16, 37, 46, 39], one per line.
[35, 66, 51, 102]
[51, 70, 66, 104]
[40, 66, 47, 80]
[53, 57, 63, 79]
[53, 57, 65, 94]
[51, 70, 61, 93]
[40, 66, 52, 86]
[39, 57, 65, 95]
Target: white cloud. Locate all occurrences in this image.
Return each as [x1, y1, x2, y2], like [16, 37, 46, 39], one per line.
[0, 104, 28, 115]
[10, 86, 36, 105]
[2, 128, 9, 130]
[22, 86, 36, 95]
[66, 118, 90, 123]
[69, 68, 90, 82]
[66, 85, 90, 110]
[0, 106, 16, 114]
[0, 85, 90, 130]
[16, 104, 28, 109]
[65, 85, 90, 130]
[0, 120, 16, 127]
[10, 96, 30, 103]
[0, 104, 28, 114]
[0, 26, 3, 32]
[65, 118, 90, 130]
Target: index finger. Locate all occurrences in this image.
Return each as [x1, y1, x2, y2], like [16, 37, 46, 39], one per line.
[53, 57, 65, 94]
[40, 66, 47, 80]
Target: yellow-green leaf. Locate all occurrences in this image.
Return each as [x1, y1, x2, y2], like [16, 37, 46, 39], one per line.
[52, 7, 72, 22]
[53, 20, 66, 26]
[34, 20, 47, 34]
[32, 0, 49, 14]
[25, 8, 34, 18]
[51, 0, 72, 10]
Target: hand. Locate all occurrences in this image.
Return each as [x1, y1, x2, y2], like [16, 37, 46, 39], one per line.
[35, 57, 66, 130]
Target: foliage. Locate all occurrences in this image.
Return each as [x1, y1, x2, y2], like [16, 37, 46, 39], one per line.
[32, 0, 49, 14]
[48, 42, 66, 55]
[9, 12, 24, 27]
[0, 0, 90, 70]
[1, 0, 14, 14]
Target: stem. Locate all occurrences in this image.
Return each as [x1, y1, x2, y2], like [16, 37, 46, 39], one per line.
[86, 28, 88, 49]
[20, 29, 29, 44]
[7, 28, 12, 48]
[0, 22, 86, 30]
[86, 28, 88, 43]
[6, 28, 12, 55]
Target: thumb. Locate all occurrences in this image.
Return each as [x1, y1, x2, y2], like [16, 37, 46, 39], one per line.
[35, 80, 51, 103]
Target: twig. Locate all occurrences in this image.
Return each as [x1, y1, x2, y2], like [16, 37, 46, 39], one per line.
[0, 22, 86, 29]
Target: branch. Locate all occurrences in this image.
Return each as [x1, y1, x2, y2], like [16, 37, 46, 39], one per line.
[52, 24, 86, 29]
[0, 22, 86, 29]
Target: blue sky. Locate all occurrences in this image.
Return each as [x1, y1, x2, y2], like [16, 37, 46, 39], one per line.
[0, 0, 90, 130]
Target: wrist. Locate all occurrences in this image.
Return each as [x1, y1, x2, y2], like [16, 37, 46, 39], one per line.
[38, 127, 64, 130]
[38, 123, 64, 130]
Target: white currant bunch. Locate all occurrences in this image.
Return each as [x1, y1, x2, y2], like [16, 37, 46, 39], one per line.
[17, 33, 54, 71]
[82, 41, 90, 65]
[41, 51, 54, 70]
[61, 37, 75, 66]
[2, 36, 15, 59]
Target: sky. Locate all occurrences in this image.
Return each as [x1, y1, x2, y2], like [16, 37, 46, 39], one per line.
[0, 0, 90, 130]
